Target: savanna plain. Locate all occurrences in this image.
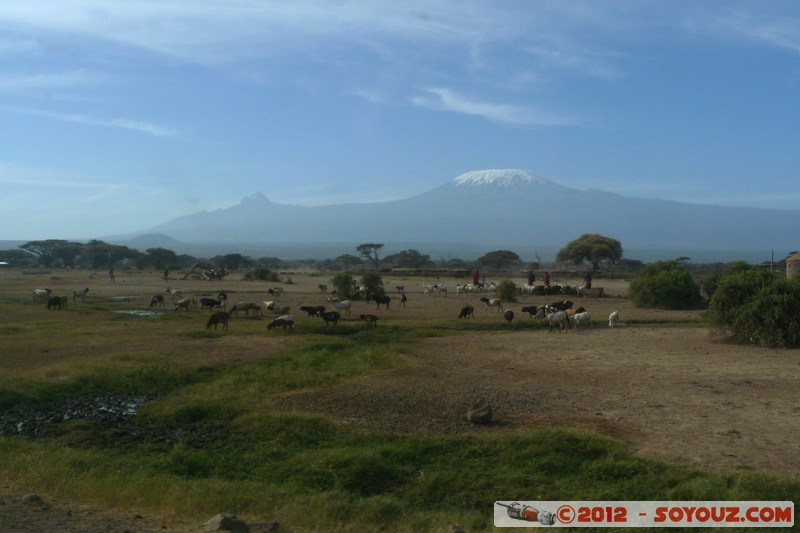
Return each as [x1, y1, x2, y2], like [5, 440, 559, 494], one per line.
[0, 267, 797, 532]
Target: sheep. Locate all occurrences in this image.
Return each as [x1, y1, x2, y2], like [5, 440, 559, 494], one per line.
[359, 314, 378, 326]
[320, 311, 341, 326]
[300, 305, 326, 318]
[33, 288, 52, 302]
[457, 304, 475, 319]
[150, 294, 165, 308]
[199, 297, 223, 311]
[71, 287, 89, 302]
[206, 312, 230, 331]
[374, 294, 391, 310]
[480, 297, 503, 312]
[503, 310, 515, 324]
[569, 311, 593, 329]
[334, 299, 352, 317]
[267, 315, 295, 332]
[608, 310, 624, 328]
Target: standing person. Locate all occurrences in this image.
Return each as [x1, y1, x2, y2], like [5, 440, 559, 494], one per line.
[583, 272, 592, 290]
[543, 271, 550, 288]
[527, 271, 535, 286]
[108, 268, 115, 283]
[473, 270, 479, 286]
[163, 269, 169, 281]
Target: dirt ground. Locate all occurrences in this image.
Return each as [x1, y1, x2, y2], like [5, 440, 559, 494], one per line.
[1, 268, 798, 531]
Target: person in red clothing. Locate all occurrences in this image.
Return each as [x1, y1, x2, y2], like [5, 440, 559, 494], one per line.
[542, 271, 550, 288]
[473, 270, 479, 285]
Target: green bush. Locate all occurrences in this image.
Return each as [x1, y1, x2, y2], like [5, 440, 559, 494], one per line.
[629, 260, 703, 310]
[331, 273, 354, 299]
[496, 280, 518, 302]
[243, 268, 279, 282]
[706, 264, 800, 347]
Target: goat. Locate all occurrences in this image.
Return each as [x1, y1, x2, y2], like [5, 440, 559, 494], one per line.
[267, 315, 295, 332]
[546, 306, 571, 333]
[359, 314, 378, 327]
[374, 294, 391, 310]
[150, 294, 165, 308]
[33, 288, 52, 302]
[549, 300, 574, 311]
[520, 305, 541, 318]
[47, 295, 68, 310]
[263, 300, 275, 311]
[206, 312, 230, 331]
[334, 299, 352, 317]
[71, 287, 89, 302]
[300, 305, 326, 318]
[457, 304, 475, 319]
[480, 297, 503, 312]
[570, 311, 593, 329]
[199, 297, 223, 311]
[166, 287, 182, 300]
[318, 284, 328, 293]
[503, 310, 515, 324]
[229, 302, 260, 317]
[267, 287, 284, 297]
[608, 310, 624, 328]
[320, 311, 341, 326]
[174, 297, 196, 311]
[395, 285, 405, 293]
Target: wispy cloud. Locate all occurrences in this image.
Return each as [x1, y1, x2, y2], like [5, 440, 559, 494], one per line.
[0, 71, 105, 92]
[0, 106, 177, 137]
[410, 87, 573, 126]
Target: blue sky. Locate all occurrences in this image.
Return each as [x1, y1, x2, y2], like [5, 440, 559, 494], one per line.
[1, 1, 799, 240]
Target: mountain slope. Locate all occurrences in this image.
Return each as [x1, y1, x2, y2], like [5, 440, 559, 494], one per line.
[135, 169, 800, 257]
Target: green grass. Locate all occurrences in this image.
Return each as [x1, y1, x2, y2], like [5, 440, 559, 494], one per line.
[0, 300, 796, 532]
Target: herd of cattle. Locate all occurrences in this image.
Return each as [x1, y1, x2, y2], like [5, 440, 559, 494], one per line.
[30, 280, 623, 334]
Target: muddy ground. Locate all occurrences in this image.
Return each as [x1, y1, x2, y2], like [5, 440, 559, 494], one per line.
[1, 268, 798, 531]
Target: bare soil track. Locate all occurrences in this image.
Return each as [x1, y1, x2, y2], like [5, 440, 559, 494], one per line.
[1, 269, 798, 531]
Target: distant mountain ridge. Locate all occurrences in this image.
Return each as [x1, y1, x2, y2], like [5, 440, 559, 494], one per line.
[121, 169, 799, 261]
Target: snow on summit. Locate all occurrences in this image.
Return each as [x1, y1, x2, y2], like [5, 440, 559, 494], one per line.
[453, 169, 551, 187]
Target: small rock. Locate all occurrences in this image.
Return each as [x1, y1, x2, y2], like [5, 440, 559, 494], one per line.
[20, 493, 44, 505]
[467, 398, 493, 425]
[203, 513, 250, 532]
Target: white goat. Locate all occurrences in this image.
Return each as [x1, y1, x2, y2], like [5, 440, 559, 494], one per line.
[334, 299, 352, 317]
[33, 288, 52, 302]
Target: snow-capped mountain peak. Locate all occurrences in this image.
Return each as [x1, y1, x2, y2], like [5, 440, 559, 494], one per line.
[453, 169, 551, 187]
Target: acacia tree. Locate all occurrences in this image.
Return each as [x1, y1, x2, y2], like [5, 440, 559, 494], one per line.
[556, 234, 623, 271]
[383, 249, 434, 269]
[356, 243, 384, 269]
[477, 250, 520, 269]
[19, 239, 71, 267]
[335, 254, 363, 271]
